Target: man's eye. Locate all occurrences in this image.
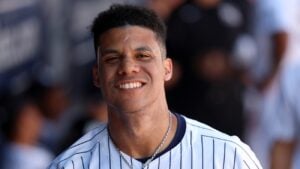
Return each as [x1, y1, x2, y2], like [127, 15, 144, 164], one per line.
[136, 54, 151, 59]
[104, 56, 119, 63]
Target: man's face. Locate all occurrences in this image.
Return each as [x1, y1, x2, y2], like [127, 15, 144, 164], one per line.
[93, 26, 172, 113]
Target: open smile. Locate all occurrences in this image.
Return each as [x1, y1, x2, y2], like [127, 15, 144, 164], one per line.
[117, 81, 145, 89]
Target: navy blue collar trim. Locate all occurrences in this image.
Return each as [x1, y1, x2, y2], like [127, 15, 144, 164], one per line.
[138, 113, 186, 163]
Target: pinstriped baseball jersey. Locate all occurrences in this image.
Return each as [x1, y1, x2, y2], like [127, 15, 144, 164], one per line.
[47, 115, 262, 169]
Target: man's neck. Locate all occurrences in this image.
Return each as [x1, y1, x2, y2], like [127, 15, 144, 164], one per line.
[107, 108, 177, 159]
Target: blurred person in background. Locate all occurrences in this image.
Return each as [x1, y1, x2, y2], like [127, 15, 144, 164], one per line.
[145, 0, 185, 21]
[82, 96, 108, 132]
[243, 0, 300, 168]
[57, 94, 108, 153]
[0, 93, 54, 169]
[27, 82, 73, 154]
[166, 0, 250, 138]
[268, 63, 300, 169]
[0, 96, 7, 168]
[0, 132, 3, 167]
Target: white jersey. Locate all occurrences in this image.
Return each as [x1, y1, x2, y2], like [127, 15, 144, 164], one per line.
[47, 116, 262, 169]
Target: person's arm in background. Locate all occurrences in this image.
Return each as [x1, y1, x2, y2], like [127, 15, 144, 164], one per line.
[271, 140, 296, 169]
[256, 0, 291, 92]
[269, 63, 300, 169]
[258, 32, 288, 91]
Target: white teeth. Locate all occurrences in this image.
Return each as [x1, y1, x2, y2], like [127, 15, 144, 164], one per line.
[119, 82, 142, 89]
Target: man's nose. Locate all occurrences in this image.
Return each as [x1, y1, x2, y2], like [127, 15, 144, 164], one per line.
[117, 57, 140, 75]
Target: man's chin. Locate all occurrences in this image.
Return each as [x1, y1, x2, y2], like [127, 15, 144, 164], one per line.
[111, 102, 148, 114]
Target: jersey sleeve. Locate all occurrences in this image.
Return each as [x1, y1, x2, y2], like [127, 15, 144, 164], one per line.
[230, 136, 263, 169]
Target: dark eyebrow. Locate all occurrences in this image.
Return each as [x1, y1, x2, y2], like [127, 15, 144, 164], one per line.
[99, 46, 153, 57]
[135, 46, 153, 53]
[100, 49, 119, 57]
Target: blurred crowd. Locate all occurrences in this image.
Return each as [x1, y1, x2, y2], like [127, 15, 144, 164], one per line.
[1, 0, 300, 169]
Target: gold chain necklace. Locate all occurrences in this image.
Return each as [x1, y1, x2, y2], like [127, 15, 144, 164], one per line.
[118, 112, 172, 169]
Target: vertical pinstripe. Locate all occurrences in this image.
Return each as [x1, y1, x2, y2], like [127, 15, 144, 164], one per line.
[81, 156, 85, 169]
[169, 151, 171, 169]
[190, 131, 193, 169]
[222, 143, 226, 169]
[158, 157, 161, 169]
[72, 160, 74, 169]
[180, 142, 182, 169]
[108, 137, 111, 169]
[233, 148, 237, 169]
[213, 139, 215, 169]
[201, 135, 204, 169]
[119, 153, 122, 169]
[98, 143, 101, 169]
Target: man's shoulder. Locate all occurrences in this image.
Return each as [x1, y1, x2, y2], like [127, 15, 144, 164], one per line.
[184, 116, 232, 139]
[183, 116, 262, 168]
[48, 124, 108, 168]
[184, 116, 251, 150]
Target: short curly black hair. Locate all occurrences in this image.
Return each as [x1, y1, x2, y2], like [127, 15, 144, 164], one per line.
[91, 4, 167, 58]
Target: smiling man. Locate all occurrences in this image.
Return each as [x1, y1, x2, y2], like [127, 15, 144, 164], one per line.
[47, 4, 262, 169]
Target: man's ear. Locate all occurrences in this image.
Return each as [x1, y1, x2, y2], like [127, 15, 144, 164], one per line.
[92, 64, 101, 88]
[164, 58, 173, 81]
